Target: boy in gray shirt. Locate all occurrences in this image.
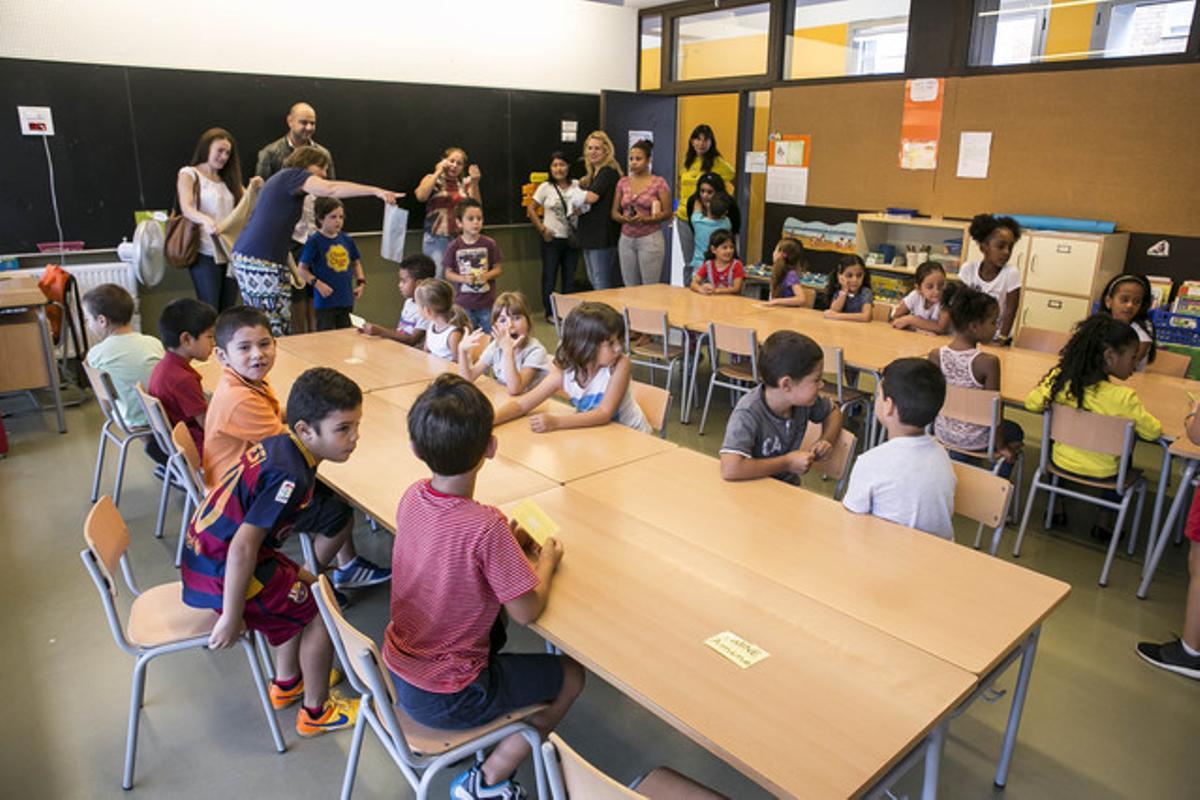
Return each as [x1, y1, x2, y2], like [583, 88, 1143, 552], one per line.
[720, 331, 843, 485]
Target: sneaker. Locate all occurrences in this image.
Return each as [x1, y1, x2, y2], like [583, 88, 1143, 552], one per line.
[332, 556, 391, 589]
[269, 668, 344, 709]
[1136, 639, 1200, 680]
[450, 764, 526, 799]
[296, 693, 358, 737]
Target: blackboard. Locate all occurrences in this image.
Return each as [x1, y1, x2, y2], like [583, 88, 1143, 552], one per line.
[0, 58, 599, 253]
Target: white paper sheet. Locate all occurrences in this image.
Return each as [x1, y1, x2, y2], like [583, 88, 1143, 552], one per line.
[381, 204, 409, 262]
[956, 131, 993, 179]
[744, 151, 767, 174]
[765, 166, 808, 206]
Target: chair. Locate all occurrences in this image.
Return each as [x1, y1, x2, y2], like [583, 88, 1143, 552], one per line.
[872, 302, 896, 323]
[819, 345, 875, 447]
[1014, 404, 1148, 586]
[951, 461, 1014, 555]
[624, 306, 686, 408]
[1014, 326, 1069, 355]
[697, 322, 758, 435]
[550, 293, 584, 336]
[83, 362, 154, 507]
[312, 575, 547, 800]
[81, 496, 284, 789]
[934, 385, 1025, 524]
[542, 733, 727, 800]
[798, 422, 858, 499]
[134, 383, 188, 543]
[630, 380, 671, 439]
[1146, 349, 1189, 378]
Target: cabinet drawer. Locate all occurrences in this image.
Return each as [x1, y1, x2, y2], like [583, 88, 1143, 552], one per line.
[1019, 291, 1091, 335]
[1025, 236, 1099, 294]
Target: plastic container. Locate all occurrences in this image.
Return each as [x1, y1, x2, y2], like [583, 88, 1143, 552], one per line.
[1151, 308, 1200, 347]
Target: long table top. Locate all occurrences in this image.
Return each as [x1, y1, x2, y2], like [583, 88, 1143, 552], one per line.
[512, 487, 976, 800]
[195, 348, 314, 408]
[278, 328, 456, 391]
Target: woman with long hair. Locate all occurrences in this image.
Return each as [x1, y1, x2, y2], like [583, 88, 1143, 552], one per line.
[675, 124, 734, 272]
[574, 131, 623, 289]
[414, 146, 482, 277]
[527, 151, 585, 320]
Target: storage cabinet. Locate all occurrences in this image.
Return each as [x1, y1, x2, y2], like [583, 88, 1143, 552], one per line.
[1020, 291, 1093, 333]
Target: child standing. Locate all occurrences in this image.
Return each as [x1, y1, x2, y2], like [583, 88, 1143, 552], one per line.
[688, 191, 732, 285]
[959, 214, 1022, 343]
[182, 367, 362, 737]
[719, 330, 842, 484]
[494, 302, 651, 434]
[459, 291, 551, 395]
[359, 254, 436, 348]
[444, 198, 503, 333]
[386, 374, 584, 797]
[689, 230, 744, 295]
[297, 197, 365, 331]
[149, 297, 217, 456]
[823, 255, 874, 322]
[416, 279, 470, 361]
[892, 261, 951, 334]
[843, 358, 956, 540]
[1098, 273, 1157, 370]
[767, 238, 813, 308]
[83, 283, 164, 432]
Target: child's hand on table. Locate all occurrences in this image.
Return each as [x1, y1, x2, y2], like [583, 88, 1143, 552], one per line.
[358, 322, 382, 337]
[529, 412, 559, 433]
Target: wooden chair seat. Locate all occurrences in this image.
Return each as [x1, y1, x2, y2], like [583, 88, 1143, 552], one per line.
[398, 702, 548, 757]
[635, 766, 728, 799]
[631, 339, 684, 360]
[125, 581, 216, 646]
[1046, 462, 1142, 492]
[820, 385, 868, 406]
[716, 362, 756, 382]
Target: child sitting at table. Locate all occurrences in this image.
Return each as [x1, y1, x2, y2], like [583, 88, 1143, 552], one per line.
[416, 278, 471, 361]
[149, 297, 217, 457]
[719, 330, 842, 485]
[386, 373, 585, 797]
[766, 237, 813, 308]
[296, 197, 366, 331]
[494, 301, 651, 434]
[689, 230, 744, 296]
[843, 358, 956, 540]
[182, 367, 363, 737]
[458, 291, 551, 395]
[1097, 273, 1158, 371]
[359, 253, 436, 348]
[892, 261, 950, 334]
[823, 255, 873, 322]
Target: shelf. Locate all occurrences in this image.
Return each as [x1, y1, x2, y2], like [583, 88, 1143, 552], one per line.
[858, 214, 970, 230]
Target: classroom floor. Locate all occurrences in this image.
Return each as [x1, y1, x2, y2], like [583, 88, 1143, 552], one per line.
[0, 337, 1193, 799]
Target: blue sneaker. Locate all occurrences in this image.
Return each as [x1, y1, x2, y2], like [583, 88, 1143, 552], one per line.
[450, 764, 526, 799]
[331, 556, 391, 589]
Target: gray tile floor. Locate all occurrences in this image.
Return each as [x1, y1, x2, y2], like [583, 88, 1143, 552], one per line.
[0, 361, 1193, 798]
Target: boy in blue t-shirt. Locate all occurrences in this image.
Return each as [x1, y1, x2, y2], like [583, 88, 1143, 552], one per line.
[298, 197, 365, 331]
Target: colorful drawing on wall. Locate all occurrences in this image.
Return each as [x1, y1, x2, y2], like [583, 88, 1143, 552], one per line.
[899, 78, 944, 171]
[768, 133, 810, 167]
[781, 217, 857, 254]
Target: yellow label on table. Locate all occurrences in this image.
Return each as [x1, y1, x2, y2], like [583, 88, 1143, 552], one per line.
[510, 499, 559, 545]
[705, 631, 770, 669]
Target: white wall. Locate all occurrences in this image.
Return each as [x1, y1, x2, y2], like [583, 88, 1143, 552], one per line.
[0, 0, 637, 94]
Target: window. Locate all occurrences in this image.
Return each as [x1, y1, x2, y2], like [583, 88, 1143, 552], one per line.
[673, 3, 772, 82]
[970, 0, 1197, 66]
[640, 15, 662, 91]
[786, 0, 911, 80]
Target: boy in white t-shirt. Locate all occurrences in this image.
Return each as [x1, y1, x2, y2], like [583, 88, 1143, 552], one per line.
[843, 357, 956, 540]
[359, 254, 435, 348]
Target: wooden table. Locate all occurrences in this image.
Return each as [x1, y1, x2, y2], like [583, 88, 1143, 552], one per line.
[508, 487, 976, 799]
[0, 275, 65, 432]
[195, 348, 314, 409]
[277, 328, 453, 391]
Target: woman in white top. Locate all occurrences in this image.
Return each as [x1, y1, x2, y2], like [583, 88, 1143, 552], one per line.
[528, 152, 585, 322]
[177, 128, 258, 311]
[958, 213, 1023, 344]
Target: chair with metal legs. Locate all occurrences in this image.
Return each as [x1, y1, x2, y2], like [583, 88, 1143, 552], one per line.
[83, 362, 154, 507]
[134, 384, 189, 543]
[697, 322, 759, 436]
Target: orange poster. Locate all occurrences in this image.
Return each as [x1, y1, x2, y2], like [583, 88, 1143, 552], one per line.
[898, 78, 944, 171]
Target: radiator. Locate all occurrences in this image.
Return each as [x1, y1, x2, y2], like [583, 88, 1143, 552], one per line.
[10, 261, 142, 331]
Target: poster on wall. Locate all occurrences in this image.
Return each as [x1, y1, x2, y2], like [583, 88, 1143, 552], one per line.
[781, 217, 857, 254]
[766, 133, 811, 206]
[899, 78, 944, 171]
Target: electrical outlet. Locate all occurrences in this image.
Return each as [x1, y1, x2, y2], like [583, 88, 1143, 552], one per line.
[18, 106, 54, 136]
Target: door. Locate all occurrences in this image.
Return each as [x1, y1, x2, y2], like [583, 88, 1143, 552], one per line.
[1019, 290, 1092, 334]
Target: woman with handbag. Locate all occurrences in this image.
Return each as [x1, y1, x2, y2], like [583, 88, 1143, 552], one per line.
[527, 151, 584, 322]
[175, 128, 256, 311]
[230, 146, 401, 336]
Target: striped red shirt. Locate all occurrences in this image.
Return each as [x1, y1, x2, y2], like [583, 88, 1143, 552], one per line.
[383, 481, 539, 692]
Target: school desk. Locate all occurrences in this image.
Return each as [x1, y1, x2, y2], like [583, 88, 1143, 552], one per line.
[373, 376, 677, 484]
[505, 486, 976, 799]
[315, 394, 556, 531]
[277, 328, 455, 391]
[0, 275, 65, 432]
[194, 348, 313, 408]
[567, 447, 1070, 789]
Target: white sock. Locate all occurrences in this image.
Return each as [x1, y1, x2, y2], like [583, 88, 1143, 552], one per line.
[1182, 640, 1200, 658]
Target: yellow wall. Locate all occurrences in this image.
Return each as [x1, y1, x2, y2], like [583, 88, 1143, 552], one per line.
[1044, 0, 1096, 60]
[676, 93, 740, 171]
[788, 24, 850, 80]
[677, 34, 768, 81]
[640, 47, 661, 90]
[747, 91, 771, 263]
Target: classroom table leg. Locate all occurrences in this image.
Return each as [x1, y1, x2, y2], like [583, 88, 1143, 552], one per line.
[921, 721, 947, 800]
[1137, 458, 1197, 599]
[994, 627, 1041, 789]
[35, 305, 66, 433]
[1142, 440, 1173, 557]
[678, 326, 691, 424]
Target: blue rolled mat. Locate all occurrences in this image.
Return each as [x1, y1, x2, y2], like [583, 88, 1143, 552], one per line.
[1001, 214, 1116, 234]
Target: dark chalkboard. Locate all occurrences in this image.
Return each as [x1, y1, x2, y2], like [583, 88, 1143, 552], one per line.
[0, 58, 599, 253]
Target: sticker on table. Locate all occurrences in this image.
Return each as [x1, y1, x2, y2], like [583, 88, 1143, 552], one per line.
[349, 313, 366, 329]
[343, 357, 365, 365]
[705, 631, 769, 669]
[510, 499, 559, 545]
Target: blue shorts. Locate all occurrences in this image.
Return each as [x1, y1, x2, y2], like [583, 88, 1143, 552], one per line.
[390, 653, 563, 730]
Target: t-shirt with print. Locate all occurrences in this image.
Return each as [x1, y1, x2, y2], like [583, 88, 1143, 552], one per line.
[86, 332, 164, 429]
[695, 258, 745, 289]
[300, 231, 361, 309]
[181, 433, 317, 609]
[233, 167, 311, 265]
[720, 385, 834, 485]
[842, 434, 956, 540]
[384, 480, 540, 693]
[423, 175, 471, 238]
[533, 180, 585, 239]
[834, 287, 874, 314]
[444, 235, 502, 311]
[397, 297, 430, 337]
[480, 337, 551, 390]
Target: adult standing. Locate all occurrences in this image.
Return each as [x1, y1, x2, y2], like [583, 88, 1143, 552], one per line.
[177, 128, 259, 311]
[675, 124, 735, 271]
[527, 152, 584, 321]
[413, 147, 481, 277]
[256, 102, 336, 333]
[575, 131, 622, 290]
[612, 139, 672, 287]
[232, 146, 400, 336]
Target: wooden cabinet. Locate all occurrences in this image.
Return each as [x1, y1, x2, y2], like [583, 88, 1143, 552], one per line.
[1020, 291, 1093, 333]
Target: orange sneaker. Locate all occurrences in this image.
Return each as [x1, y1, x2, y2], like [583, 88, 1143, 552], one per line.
[269, 668, 343, 709]
[296, 693, 358, 737]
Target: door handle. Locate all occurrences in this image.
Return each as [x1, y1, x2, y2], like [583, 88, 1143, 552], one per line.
[1028, 254, 1037, 273]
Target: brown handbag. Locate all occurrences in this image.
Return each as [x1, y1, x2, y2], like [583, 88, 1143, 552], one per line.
[165, 168, 202, 268]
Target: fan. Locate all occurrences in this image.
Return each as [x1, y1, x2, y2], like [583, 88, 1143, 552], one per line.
[117, 219, 166, 287]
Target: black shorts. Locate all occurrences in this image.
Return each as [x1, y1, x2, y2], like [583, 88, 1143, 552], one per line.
[292, 480, 353, 538]
[315, 307, 352, 331]
[391, 653, 563, 730]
